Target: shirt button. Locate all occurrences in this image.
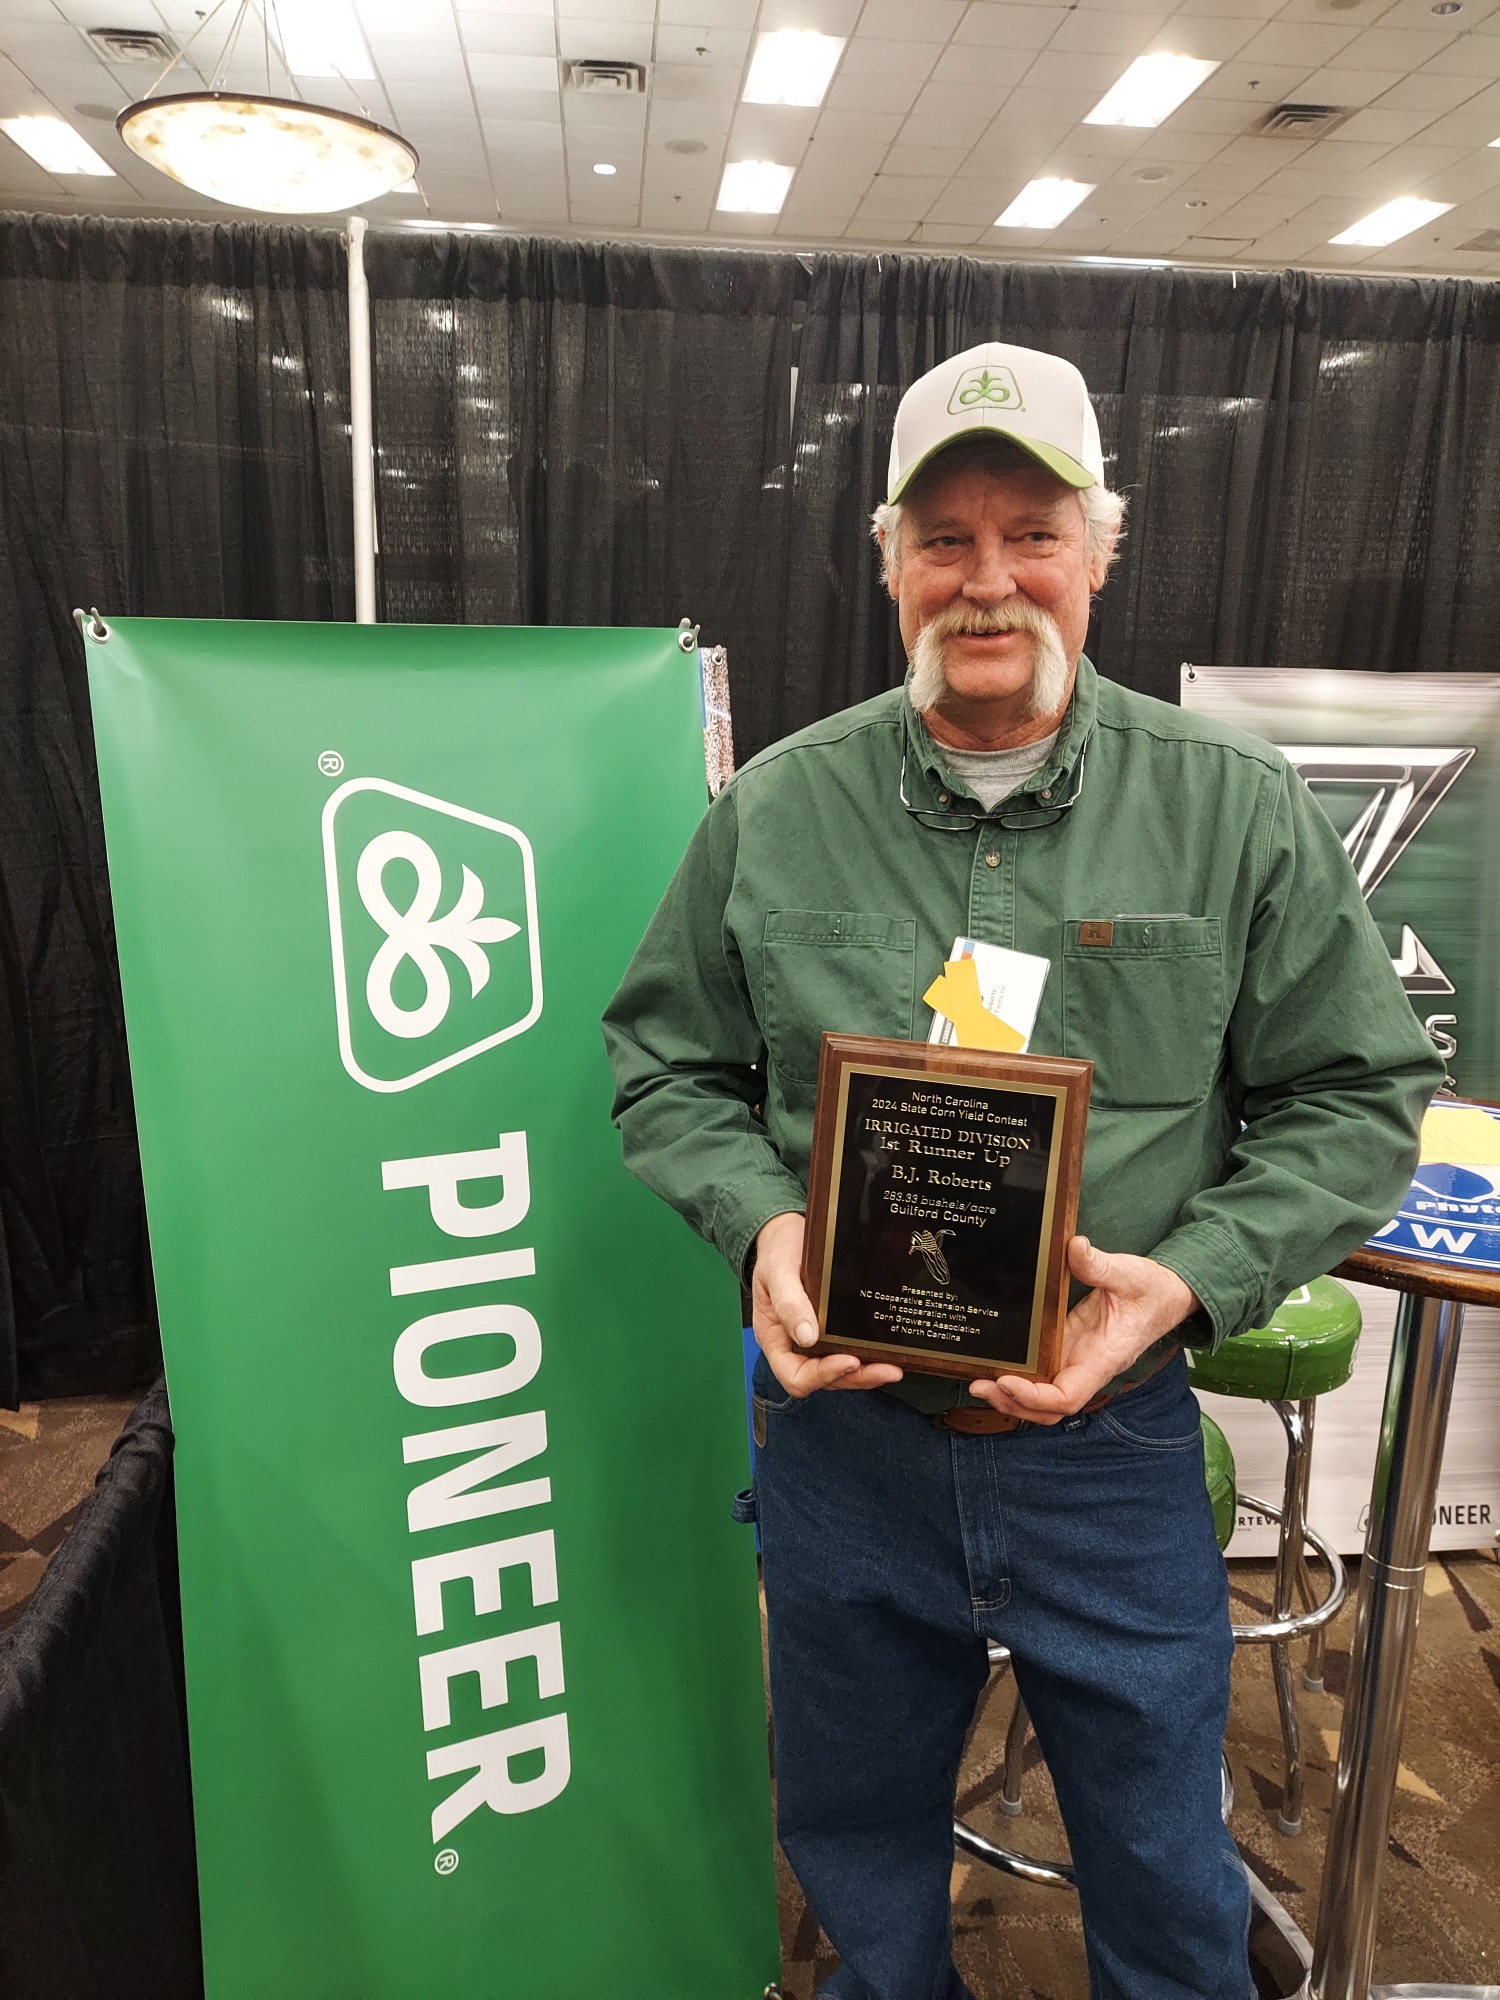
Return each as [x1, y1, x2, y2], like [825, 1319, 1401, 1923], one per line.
[937, 791, 950, 806]
[984, 851, 1000, 868]
[1040, 788, 1052, 801]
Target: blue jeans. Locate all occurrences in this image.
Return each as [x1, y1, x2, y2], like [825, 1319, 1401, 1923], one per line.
[752, 1352, 1252, 2000]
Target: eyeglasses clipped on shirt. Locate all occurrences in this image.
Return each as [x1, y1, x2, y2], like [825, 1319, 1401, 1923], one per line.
[899, 736, 1091, 832]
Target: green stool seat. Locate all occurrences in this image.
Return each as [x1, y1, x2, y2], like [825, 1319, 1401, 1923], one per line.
[1186, 1276, 1362, 1401]
[1201, 1412, 1236, 1553]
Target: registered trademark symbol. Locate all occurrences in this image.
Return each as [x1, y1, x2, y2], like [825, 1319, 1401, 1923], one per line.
[318, 750, 344, 777]
[434, 1847, 459, 1876]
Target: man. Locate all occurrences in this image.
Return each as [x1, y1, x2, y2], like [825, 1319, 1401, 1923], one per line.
[603, 341, 1442, 2000]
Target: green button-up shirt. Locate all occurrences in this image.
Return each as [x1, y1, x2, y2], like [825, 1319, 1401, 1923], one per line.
[603, 659, 1443, 1408]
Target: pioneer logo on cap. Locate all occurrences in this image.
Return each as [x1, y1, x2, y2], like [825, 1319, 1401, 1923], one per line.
[948, 364, 1024, 414]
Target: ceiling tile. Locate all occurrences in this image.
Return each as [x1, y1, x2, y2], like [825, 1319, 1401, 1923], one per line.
[926, 175, 1009, 222]
[1372, 70, 1487, 112]
[1292, 66, 1406, 107]
[911, 221, 987, 243]
[653, 24, 750, 65]
[1419, 32, 1500, 76]
[1050, 10, 1169, 57]
[1416, 105, 1500, 146]
[555, 0, 655, 16]
[1331, 103, 1434, 141]
[952, 5, 1069, 50]
[458, 14, 558, 56]
[730, 103, 818, 153]
[856, 0, 966, 41]
[759, 0, 864, 28]
[813, 105, 904, 145]
[1171, 0, 1282, 18]
[882, 141, 971, 174]
[1168, 94, 1266, 133]
[1292, 137, 1395, 172]
[651, 60, 741, 100]
[1186, 154, 1283, 189]
[1235, 21, 1362, 68]
[1144, 16, 1267, 61]
[467, 52, 560, 89]
[365, 45, 472, 83]
[1198, 61, 1321, 102]
[792, 137, 891, 185]
[910, 76, 1008, 118]
[476, 87, 562, 121]
[1022, 48, 1131, 90]
[1413, 124, 1500, 170]
[1378, 0, 1500, 24]
[826, 69, 924, 113]
[930, 44, 1036, 88]
[657, 0, 757, 20]
[387, 84, 479, 118]
[1334, 25, 1461, 69]
[989, 85, 1099, 123]
[901, 108, 994, 146]
[837, 37, 941, 81]
[556, 18, 653, 61]
[563, 88, 647, 126]
[856, 172, 946, 218]
[1132, 125, 1228, 160]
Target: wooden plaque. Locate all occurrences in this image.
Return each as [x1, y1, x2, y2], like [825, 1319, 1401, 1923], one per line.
[800, 1035, 1092, 1383]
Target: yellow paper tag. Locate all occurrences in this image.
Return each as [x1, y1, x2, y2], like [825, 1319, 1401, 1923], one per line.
[1419, 1103, 1500, 1169]
[921, 957, 1026, 1052]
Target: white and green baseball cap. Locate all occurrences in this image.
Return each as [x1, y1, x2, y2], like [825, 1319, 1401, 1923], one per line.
[887, 341, 1103, 501]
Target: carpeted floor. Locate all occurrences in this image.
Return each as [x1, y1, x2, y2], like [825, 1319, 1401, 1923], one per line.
[4, 1397, 1497, 1993]
[0, 1394, 140, 1631]
[774, 1550, 1500, 1997]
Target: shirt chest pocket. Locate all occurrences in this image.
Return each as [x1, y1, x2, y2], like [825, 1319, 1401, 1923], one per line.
[1061, 918, 1224, 1109]
[762, 909, 918, 1083]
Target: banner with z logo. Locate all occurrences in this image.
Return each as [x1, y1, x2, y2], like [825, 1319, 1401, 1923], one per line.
[84, 618, 777, 1999]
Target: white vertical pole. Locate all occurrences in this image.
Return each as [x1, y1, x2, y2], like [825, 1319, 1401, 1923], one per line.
[346, 215, 377, 624]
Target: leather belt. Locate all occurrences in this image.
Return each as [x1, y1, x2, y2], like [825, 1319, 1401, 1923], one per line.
[931, 1343, 1180, 1435]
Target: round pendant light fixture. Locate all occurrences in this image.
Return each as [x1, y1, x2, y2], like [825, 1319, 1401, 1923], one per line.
[117, 91, 417, 214]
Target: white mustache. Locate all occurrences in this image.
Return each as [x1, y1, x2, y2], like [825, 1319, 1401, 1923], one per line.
[908, 600, 1072, 721]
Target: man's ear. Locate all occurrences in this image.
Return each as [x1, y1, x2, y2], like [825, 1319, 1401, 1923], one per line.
[878, 529, 901, 604]
[1086, 525, 1117, 594]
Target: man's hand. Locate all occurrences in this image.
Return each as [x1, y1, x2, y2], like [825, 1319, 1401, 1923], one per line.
[968, 1236, 1196, 1425]
[752, 1211, 905, 1400]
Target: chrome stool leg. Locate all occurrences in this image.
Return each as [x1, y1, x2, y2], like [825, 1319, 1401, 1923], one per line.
[1301, 1554, 1329, 1693]
[999, 1689, 1029, 1816]
[1269, 1399, 1314, 1835]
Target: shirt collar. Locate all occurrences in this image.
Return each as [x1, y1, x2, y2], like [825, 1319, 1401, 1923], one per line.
[901, 656, 1099, 820]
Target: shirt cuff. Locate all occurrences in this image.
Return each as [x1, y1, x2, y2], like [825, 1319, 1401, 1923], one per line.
[711, 1171, 809, 1288]
[1149, 1222, 1264, 1353]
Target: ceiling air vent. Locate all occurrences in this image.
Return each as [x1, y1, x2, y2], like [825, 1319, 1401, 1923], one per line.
[563, 59, 647, 94]
[1258, 102, 1353, 136]
[85, 27, 176, 64]
[1458, 228, 1500, 252]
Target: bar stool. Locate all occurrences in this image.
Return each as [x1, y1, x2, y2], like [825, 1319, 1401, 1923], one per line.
[1186, 1276, 1358, 1835]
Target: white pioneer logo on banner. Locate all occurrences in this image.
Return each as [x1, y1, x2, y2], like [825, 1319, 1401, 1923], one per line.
[323, 778, 543, 1092]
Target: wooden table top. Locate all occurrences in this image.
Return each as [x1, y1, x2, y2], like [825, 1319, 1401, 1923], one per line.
[1335, 1244, 1500, 1309]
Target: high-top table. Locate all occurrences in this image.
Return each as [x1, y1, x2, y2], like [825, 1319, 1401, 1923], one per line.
[1307, 1241, 1500, 2000]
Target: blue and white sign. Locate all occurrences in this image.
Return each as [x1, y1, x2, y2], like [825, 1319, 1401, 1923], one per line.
[1370, 1100, 1500, 1272]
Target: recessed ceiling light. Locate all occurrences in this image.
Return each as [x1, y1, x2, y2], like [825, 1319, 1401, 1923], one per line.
[1431, 3, 1462, 15]
[1133, 167, 1171, 183]
[665, 137, 707, 155]
[1186, 198, 1208, 208]
[0, 114, 116, 175]
[1085, 53, 1220, 129]
[1329, 195, 1453, 245]
[995, 177, 1095, 228]
[593, 161, 617, 175]
[716, 158, 794, 213]
[273, 0, 376, 81]
[742, 30, 845, 108]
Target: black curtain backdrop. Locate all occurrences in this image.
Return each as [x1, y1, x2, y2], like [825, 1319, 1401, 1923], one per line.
[3, 212, 1500, 1398]
[0, 1380, 201, 1999]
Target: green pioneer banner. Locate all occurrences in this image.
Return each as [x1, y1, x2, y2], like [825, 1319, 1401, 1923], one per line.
[84, 618, 778, 1999]
[1182, 667, 1500, 1100]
